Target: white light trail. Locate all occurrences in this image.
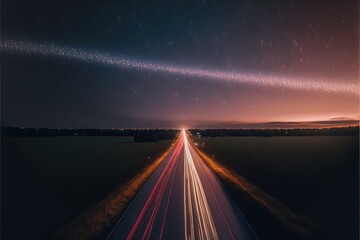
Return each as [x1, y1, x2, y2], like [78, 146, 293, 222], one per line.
[183, 130, 219, 240]
[1, 40, 358, 95]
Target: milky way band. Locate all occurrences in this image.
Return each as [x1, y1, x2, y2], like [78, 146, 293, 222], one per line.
[1, 40, 358, 96]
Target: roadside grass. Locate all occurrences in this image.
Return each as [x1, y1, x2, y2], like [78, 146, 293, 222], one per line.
[2, 136, 172, 240]
[195, 136, 359, 240]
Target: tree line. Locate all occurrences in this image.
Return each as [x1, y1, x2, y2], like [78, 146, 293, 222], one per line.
[189, 126, 359, 137]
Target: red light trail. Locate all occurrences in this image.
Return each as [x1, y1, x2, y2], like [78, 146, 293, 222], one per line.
[106, 130, 257, 239]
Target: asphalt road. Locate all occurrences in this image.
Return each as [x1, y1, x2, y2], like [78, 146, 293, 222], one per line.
[107, 130, 257, 240]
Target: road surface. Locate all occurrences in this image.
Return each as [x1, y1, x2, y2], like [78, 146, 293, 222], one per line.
[107, 130, 257, 240]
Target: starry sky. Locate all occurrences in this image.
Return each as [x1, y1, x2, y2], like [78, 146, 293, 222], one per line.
[1, 0, 359, 128]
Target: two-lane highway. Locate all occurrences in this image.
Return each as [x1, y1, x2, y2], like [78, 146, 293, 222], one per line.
[107, 130, 257, 240]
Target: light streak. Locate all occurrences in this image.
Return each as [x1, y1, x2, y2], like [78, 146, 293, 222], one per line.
[126, 136, 183, 240]
[189, 145, 236, 240]
[183, 130, 219, 240]
[1, 40, 358, 95]
[125, 130, 221, 239]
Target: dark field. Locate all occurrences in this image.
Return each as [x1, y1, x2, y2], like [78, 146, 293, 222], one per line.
[1, 136, 172, 240]
[2, 135, 358, 240]
[196, 136, 359, 240]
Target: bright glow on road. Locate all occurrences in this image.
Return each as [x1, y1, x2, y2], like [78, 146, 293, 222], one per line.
[124, 131, 220, 239]
[1, 40, 358, 95]
[183, 130, 219, 240]
[106, 130, 258, 239]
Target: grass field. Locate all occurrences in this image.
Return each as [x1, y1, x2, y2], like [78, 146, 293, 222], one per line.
[2, 136, 172, 240]
[2, 135, 358, 240]
[195, 136, 359, 240]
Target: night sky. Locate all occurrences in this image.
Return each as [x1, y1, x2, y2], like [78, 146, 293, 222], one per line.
[1, 0, 359, 128]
